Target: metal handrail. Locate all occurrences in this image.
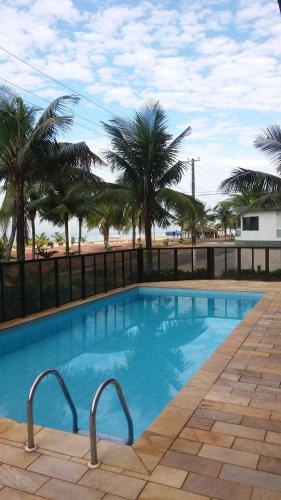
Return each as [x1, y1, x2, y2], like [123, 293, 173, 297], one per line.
[88, 378, 133, 468]
[25, 369, 78, 452]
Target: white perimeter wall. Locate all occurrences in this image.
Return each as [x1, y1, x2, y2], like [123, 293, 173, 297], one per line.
[237, 211, 279, 241]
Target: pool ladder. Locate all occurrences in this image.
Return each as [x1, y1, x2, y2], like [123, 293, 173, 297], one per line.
[24, 369, 134, 468]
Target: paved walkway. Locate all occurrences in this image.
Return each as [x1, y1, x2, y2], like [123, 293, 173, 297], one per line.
[0, 280, 281, 499]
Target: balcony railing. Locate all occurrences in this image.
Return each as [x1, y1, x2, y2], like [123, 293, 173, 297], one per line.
[0, 245, 281, 323]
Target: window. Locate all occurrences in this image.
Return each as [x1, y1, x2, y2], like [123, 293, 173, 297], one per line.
[242, 216, 259, 231]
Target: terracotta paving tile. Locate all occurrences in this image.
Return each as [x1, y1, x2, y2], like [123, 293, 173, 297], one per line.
[180, 428, 234, 447]
[250, 400, 281, 413]
[182, 472, 252, 500]
[271, 410, 281, 421]
[200, 401, 224, 412]
[215, 379, 257, 391]
[0, 419, 41, 444]
[0, 443, 40, 469]
[220, 463, 281, 493]
[194, 408, 242, 425]
[139, 482, 209, 500]
[212, 422, 265, 441]
[104, 495, 128, 500]
[251, 488, 281, 500]
[149, 464, 187, 488]
[0, 464, 48, 494]
[79, 468, 145, 499]
[133, 431, 173, 473]
[170, 438, 202, 455]
[37, 478, 104, 499]
[199, 444, 259, 469]
[219, 374, 239, 381]
[234, 436, 281, 460]
[160, 450, 222, 477]
[202, 353, 232, 374]
[204, 392, 250, 406]
[265, 430, 281, 445]
[258, 455, 281, 475]
[242, 415, 281, 432]
[148, 406, 192, 438]
[83, 440, 147, 474]
[27, 454, 87, 483]
[232, 388, 276, 402]
[34, 428, 89, 458]
[0, 487, 43, 499]
[186, 416, 214, 431]
[223, 403, 270, 419]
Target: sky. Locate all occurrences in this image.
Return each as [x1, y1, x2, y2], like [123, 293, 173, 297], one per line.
[0, 0, 281, 238]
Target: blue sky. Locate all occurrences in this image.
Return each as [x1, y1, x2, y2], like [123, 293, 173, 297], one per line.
[0, 0, 281, 236]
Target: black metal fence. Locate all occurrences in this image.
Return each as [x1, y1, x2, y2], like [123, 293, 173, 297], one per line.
[1, 246, 281, 323]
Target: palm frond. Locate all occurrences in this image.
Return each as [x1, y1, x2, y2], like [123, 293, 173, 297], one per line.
[220, 167, 281, 193]
[157, 188, 203, 217]
[255, 125, 281, 172]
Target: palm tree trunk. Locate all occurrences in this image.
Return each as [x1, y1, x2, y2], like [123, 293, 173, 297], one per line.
[78, 217, 82, 254]
[132, 215, 136, 249]
[103, 223, 110, 247]
[6, 215, 17, 260]
[15, 181, 25, 261]
[144, 219, 152, 249]
[31, 216, 36, 260]
[224, 222, 227, 239]
[64, 215, 69, 255]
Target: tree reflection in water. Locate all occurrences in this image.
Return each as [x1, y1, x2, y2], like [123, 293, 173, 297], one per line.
[0, 289, 259, 438]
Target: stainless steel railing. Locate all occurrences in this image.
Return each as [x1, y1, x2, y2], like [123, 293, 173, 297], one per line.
[88, 378, 133, 468]
[25, 369, 78, 452]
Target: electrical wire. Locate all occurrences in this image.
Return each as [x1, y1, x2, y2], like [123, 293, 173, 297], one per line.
[0, 45, 115, 116]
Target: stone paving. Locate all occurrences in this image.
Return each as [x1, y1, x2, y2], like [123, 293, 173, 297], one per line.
[1, 280, 281, 499]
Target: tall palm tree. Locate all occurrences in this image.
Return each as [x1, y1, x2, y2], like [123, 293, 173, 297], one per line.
[0, 90, 101, 260]
[213, 200, 234, 238]
[220, 126, 281, 208]
[103, 101, 202, 248]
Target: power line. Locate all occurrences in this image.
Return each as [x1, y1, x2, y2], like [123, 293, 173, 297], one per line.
[0, 76, 103, 129]
[0, 86, 108, 138]
[0, 45, 115, 116]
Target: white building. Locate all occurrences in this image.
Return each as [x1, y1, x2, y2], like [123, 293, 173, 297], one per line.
[235, 209, 281, 246]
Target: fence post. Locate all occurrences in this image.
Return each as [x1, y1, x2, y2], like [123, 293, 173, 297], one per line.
[265, 248, 269, 278]
[174, 248, 178, 280]
[39, 261, 42, 310]
[207, 248, 215, 279]
[137, 248, 143, 283]
[237, 247, 241, 280]
[122, 251, 125, 287]
[104, 253, 107, 292]
[20, 261, 26, 317]
[54, 259, 59, 307]
[81, 255, 86, 299]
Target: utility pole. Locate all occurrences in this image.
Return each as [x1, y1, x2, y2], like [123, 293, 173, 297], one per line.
[188, 157, 200, 246]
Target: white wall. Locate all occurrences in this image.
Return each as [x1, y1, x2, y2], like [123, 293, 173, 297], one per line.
[236, 211, 279, 241]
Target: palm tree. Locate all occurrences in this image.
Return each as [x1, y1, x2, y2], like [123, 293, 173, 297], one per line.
[37, 179, 78, 255]
[103, 101, 202, 248]
[0, 90, 101, 260]
[213, 200, 234, 238]
[220, 126, 281, 208]
[87, 201, 128, 248]
[52, 231, 65, 246]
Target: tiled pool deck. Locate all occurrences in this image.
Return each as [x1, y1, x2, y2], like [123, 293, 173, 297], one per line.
[1, 280, 281, 499]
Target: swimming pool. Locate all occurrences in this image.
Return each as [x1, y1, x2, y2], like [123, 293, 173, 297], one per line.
[0, 287, 262, 441]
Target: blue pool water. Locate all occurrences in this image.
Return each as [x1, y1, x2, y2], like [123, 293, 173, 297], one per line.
[0, 287, 262, 440]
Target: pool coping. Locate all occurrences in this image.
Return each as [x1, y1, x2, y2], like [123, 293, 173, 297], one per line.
[0, 280, 281, 499]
